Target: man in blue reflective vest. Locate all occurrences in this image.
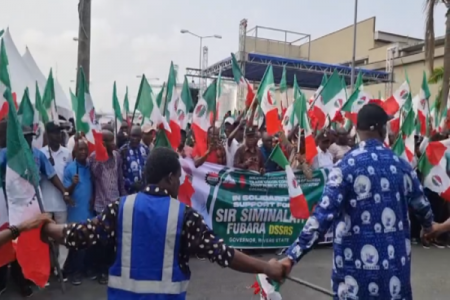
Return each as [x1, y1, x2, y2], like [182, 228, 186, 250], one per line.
[43, 147, 285, 299]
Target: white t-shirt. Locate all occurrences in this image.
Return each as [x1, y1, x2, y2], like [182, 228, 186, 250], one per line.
[67, 136, 76, 153]
[226, 139, 240, 168]
[39, 146, 72, 212]
[312, 146, 334, 171]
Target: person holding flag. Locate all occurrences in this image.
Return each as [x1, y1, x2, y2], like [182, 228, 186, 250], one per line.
[0, 214, 53, 248]
[88, 129, 126, 284]
[277, 103, 437, 300]
[41, 147, 285, 300]
[62, 139, 95, 285]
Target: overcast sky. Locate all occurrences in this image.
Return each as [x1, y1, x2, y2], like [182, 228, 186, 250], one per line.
[0, 0, 447, 112]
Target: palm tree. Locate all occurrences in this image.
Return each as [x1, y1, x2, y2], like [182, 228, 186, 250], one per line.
[425, 0, 450, 111]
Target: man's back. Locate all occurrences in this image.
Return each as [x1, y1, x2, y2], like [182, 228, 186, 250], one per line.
[329, 140, 419, 299]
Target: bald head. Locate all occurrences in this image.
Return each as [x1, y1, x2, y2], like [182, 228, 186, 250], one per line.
[102, 129, 115, 153]
[207, 126, 220, 144]
[262, 132, 273, 150]
[130, 125, 142, 148]
[130, 125, 142, 135]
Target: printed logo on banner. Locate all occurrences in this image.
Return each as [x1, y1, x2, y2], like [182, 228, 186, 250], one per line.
[222, 174, 236, 189]
[205, 172, 220, 186]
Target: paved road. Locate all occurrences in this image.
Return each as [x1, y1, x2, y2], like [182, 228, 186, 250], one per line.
[3, 245, 450, 299]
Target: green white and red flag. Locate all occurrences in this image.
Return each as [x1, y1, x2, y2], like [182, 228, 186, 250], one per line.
[180, 76, 193, 130]
[413, 72, 431, 136]
[310, 70, 346, 130]
[41, 69, 59, 124]
[308, 74, 327, 110]
[282, 74, 299, 135]
[382, 80, 411, 116]
[292, 77, 317, 164]
[134, 75, 170, 132]
[256, 65, 280, 135]
[75, 67, 107, 161]
[4, 87, 50, 287]
[192, 79, 217, 154]
[429, 98, 439, 134]
[165, 61, 182, 149]
[392, 108, 415, 163]
[438, 92, 450, 133]
[269, 144, 310, 219]
[340, 72, 371, 125]
[418, 138, 450, 201]
[33, 82, 45, 148]
[231, 53, 255, 108]
[0, 37, 17, 120]
[282, 102, 295, 136]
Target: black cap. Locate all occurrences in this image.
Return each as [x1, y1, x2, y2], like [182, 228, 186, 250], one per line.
[357, 103, 393, 131]
[45, 121, 62, 133]
[22, 125, 35, 136]
[245, 126, 257, 136]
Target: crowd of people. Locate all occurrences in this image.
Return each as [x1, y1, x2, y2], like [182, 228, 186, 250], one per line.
[2, 103, 450, 299]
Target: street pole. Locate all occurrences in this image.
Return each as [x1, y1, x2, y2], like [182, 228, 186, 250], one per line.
[76, 0, 91, 94]
[199, 37, 203, 86]
[350, 0, 358, 92]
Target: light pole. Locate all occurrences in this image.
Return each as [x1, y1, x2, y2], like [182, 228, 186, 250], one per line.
[350, 0, 358, 92]
[180, 30, 221, 83]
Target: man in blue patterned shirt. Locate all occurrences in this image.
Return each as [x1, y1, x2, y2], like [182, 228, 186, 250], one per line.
[280, 104, 435, 300]
[119, 125, 149, 194]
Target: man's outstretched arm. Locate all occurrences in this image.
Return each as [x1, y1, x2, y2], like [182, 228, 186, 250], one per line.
[284, 165, 348, 267]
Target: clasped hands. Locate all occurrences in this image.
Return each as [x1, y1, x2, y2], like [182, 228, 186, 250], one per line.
[264, 258, 294, 282]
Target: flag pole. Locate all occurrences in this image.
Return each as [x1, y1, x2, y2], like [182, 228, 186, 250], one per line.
[114, 116, 118, 144]
[286, 275, 333, 296]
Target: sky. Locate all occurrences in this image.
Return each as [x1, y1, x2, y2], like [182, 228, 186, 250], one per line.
[0, 0, 448, 113]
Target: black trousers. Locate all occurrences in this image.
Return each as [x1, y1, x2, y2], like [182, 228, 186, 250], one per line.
[425, 188, 449, 241]
[0, 260, 31, 290]
[92, 212, 116, 274]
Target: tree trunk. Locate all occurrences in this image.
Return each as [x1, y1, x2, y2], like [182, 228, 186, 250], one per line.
[441, 8, 450, 127]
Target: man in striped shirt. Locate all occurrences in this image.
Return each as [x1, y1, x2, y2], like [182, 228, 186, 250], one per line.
[88, 129, 126, 284]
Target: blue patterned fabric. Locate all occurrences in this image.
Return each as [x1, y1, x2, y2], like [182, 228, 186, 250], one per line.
[120, 143, 149, 194]
[286, 139, 434, 300]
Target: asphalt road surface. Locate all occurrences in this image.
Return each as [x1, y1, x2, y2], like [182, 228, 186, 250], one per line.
[3, 245, 450, 299]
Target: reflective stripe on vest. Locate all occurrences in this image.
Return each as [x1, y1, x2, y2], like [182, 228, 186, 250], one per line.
[108, 194, 189, 294]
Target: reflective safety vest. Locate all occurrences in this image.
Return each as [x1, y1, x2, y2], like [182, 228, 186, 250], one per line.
[108, 193, 190, 299]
